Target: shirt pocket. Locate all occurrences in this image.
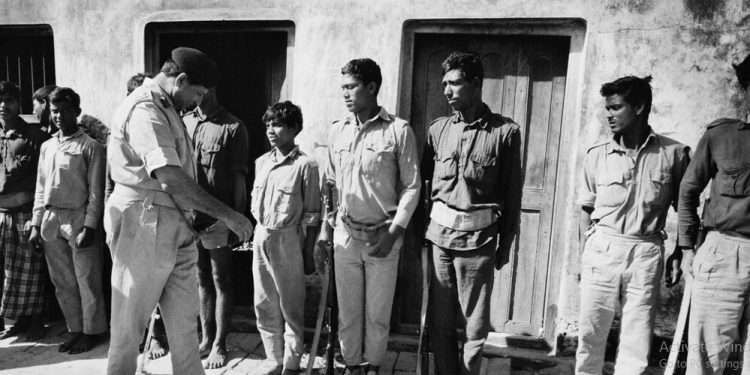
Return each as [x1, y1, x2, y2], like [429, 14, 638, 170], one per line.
[716, 160, 750, 198]
[465, 153, 498, 185]
[644, 171, 672, 208]
[595, 171, 627, 207]
[361, 141, 395, 178]
[334, 147, 354, 174]
[198, 143, 221, 168]
[434, 152, 458, 181]
[273, 184, 296, 214]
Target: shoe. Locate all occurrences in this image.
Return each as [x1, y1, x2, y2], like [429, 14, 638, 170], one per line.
[365, 365, 379, 375]
[343, 365, 364, 375]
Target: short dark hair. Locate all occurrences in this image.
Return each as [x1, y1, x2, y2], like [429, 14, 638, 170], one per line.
[600, 75, 653, 121]
[126, 73, 152, 95]
[262, 101, 303, 134]
[0, 81, 21, 102]
[49, 87, 81, 109]
[32, 85, 58, 103]
[441, 51, 484, 83]
[733, 54, 750, 90]
[341, 58, 382, 94]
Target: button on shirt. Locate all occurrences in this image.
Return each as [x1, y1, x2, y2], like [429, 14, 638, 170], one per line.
[251, 146, 320, 229]
[191, 106, 249, 228]
[31, 129, 105, 228]
[108, 78, 196, 192]
[323, 107, 420, 228]
[579, 128, 690, 237]
[0, 119, 50, 196]
[678, 118, 750, 246]
[421, 104, 522, 250]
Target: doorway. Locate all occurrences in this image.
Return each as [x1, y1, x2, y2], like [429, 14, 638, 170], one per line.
[145, 20, 294, 305]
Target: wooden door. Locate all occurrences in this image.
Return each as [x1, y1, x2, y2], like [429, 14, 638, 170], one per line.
[397, 33, 570, 336]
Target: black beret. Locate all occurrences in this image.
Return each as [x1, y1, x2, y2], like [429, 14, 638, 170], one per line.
[733, 53, 750, 90]
[171, 47, 218, 88]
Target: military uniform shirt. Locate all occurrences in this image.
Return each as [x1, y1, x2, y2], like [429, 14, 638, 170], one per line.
[579, 127, 690, 237]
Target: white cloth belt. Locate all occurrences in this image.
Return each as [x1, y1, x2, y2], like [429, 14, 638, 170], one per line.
[429, 201, 498, 231]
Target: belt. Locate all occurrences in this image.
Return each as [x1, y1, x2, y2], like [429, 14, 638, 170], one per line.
[340, 214, 390, 233]
[429, 201, 497, 231]
[0, 191, 34, 209]
[593, 228, 666, 243]
[112, 184, 184, 211]
[255, 223, 301, 235]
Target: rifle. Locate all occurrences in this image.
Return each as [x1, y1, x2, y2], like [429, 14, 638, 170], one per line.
[306, 181, 338, 375]
[416, 179, 432, 375]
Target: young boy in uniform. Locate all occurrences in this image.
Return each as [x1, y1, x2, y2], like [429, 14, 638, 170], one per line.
[251, 101, 320, 375]
[30, 87, 107, 354]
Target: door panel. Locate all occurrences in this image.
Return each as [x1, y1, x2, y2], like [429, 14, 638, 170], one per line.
[398, 33, 570, 336]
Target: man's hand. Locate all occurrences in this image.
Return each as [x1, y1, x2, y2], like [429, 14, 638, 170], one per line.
[368, 225, 404, 258]
[76, 226, 95, 248]
[224, 212, 254, 242]
[29, 226, 43, 253]
[665, 246, 694, 287]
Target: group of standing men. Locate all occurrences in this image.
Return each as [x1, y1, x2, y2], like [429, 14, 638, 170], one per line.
[1, 40, 748, 375]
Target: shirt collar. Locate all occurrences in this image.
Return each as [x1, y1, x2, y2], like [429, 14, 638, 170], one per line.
[56, 128, 84, 141]
[607, 126, 658, 154]
[271, 145, 300, 165]
[196, 105, 224, 123]
[0, 119, 30, 139]
[144, 78, 177, 110]
[346, 107, 390, 128]
[452, 103, 492, 129]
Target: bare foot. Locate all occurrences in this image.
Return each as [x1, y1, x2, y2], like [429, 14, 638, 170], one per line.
[0, 324, 25, 340]
[59, 332, 83, 352]
[68, 334, 100, 354]
[203, 344, 227, 369]
[198, 338, 213, 358]
[148, 336, 169, 360]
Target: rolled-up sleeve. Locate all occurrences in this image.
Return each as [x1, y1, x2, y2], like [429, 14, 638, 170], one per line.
[393, 123, 421, 229]
[301, 160, 321, 227]
[577, 151, 597, 208]
[84, 141, 106, 228]
[128, 101, 183, 177]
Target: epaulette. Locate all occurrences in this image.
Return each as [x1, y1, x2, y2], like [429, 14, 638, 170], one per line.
[706, 118, 738, 129]
[586, 140, 609, 153]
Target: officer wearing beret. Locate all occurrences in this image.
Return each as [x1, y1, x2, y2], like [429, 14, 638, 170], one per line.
[105, 47, 254, 375]
[676, 54, 750, 374]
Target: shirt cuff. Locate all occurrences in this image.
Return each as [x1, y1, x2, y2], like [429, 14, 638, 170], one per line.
[31, 213, 43, 228]
[84, 214, 100, 229]
[144, 148, 182, 177]
[392, 212, 410, 230]
[577, 191, 596, 208]
[301, 212, 320, 227]
[677, 231, 696, 247]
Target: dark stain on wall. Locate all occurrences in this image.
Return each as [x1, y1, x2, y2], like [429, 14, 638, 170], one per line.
[684, 0, 725, 21]
[606, 0, 654, 14]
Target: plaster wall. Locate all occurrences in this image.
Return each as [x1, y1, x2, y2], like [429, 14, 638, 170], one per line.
[3, 0, 749, 344]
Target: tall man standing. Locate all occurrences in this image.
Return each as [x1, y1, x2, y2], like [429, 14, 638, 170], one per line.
[192, 88, 249, 369]
[0, 81, 50, 340]
[576, 76, 690, 374]
[323, 58, 420, 375]
[676, 55, 750, 374]
[106, 47, 253, 375]
[421, 51, 522, 375]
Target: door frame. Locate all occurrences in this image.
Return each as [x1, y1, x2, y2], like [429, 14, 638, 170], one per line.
[396, 18, 587, 349]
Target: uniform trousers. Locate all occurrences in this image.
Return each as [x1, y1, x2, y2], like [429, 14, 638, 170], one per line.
[104, 190, 203, 375]
[687, 231, 750, 375]
[253, 224, 306, 370]
[429, 241, 496, 375]
[41, 207, 106, 334]
[333, 223, 402, 366]
[576, 230, 664, 375]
